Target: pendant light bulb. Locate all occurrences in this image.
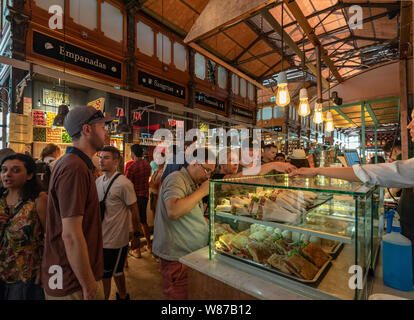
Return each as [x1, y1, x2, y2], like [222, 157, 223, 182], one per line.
[276, 71, 290, 107]
[313, 101, 323, 124]
[325, 111, 334, 132]
[298, 88, 310, 117]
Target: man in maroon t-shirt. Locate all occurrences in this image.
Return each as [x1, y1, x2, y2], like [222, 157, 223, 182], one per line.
[126, 144, 152, 254]
[42, 106, 113, 300]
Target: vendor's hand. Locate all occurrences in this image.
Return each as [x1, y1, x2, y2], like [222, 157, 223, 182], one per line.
[199, 180, 210, 196]
[289, 167, 318, 178]
[273, 162, 297, 174]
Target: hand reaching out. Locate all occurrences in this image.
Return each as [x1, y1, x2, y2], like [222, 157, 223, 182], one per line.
[273, 162, 297, 174]
[288, 167, 318, 178]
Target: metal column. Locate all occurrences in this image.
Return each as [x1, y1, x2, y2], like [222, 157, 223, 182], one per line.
[361, 105, 366, 164]
[374, 124, 378, 163]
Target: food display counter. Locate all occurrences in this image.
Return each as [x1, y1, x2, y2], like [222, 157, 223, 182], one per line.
[181, 174, 385, 300]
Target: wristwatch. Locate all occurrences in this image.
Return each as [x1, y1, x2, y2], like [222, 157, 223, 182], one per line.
[133, 231, 140, 238]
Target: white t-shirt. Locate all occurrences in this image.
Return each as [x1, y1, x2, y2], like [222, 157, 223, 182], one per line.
[96, 173, 137, 249]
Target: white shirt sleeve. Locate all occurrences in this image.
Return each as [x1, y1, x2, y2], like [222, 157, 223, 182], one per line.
[352, 158, 414, 188]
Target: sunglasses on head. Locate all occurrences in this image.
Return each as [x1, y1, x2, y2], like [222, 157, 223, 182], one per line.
[85, 110, 105, 124]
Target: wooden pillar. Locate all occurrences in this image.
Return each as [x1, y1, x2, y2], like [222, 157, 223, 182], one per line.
[227, 70, 233, 118]
[186, 47, 196, 131]
[399, 0, 412, 160]
[400, 59, 409, 160]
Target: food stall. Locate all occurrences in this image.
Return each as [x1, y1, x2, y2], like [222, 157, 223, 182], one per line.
[181, 174, 385, 300]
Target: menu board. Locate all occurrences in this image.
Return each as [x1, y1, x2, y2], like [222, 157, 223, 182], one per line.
[42, 88, 69, 107]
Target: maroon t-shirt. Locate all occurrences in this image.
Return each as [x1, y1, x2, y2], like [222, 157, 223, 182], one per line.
[42, 147, 103, 297]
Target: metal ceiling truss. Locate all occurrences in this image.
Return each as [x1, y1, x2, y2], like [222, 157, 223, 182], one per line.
[294, 8, 400, 48]
[282, 1, 400, 31]
[243, 19, 296, 66]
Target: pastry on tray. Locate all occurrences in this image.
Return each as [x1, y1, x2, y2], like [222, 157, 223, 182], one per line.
[283, 255, 319, 280]
[300, 242, 330, 268]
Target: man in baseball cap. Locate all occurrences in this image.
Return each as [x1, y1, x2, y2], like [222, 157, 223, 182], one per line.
[42, 106, 115, 300]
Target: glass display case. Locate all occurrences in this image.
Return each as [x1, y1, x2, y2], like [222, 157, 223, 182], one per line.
[209, 174, 383, 300]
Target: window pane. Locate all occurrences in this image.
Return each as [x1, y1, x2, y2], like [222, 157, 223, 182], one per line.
[262, 107, 272, 120]
[273, 106, 284, 119]
[248, 83, 254, 101]
[240, 78, 246, 98]
[257, 109, 261, 121]
[232, 74, 239, 95]
[101, 2, 123, 42]
[218, 66, 226, 89]
[173, 42, 187, 71]
[137, 21, 154, 56]
[70, 0, 97, 31]
[156, 33, 171, 64]
[195, 53, 205, 80]
[35, 0, 64, 11]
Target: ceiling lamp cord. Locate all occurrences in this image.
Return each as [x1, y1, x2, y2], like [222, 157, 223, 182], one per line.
[325, 70, 334, 132]
[298, 39, 310, 117]
[275, 1, 290, 107]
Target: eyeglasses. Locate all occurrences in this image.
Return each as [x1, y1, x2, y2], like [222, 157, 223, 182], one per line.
[199, 164, 213, 175]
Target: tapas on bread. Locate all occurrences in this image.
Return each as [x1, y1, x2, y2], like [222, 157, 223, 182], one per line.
[214, 223, 334, 282]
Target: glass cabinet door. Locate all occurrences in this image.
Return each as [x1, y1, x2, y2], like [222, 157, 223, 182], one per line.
[209, 174, 379, 300]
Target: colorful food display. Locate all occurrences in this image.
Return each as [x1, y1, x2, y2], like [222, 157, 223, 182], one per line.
[214, 223, 333, 282]
[33, 111, 47, 126]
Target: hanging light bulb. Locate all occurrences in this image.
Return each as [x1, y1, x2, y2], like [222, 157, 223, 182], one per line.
[313, 101, 323, 124]
[276, 71, 290, 107]
[325, 111, 334, 132]
[298, 88, 310, 116]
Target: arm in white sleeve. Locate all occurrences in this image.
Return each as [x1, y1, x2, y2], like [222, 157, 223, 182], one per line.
[352, 158, 414, 188]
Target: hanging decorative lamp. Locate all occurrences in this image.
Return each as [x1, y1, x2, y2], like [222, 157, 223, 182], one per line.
[313, 100, 323, 124]
[298, 40, 310, 117]
[276, 2, 290, 107]
[325, 111, 334, 132]
[298, 88, 310, 117]
[325, 71, 334, 132]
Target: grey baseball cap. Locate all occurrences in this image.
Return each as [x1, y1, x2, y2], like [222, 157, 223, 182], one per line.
[64, 106, 115, 137]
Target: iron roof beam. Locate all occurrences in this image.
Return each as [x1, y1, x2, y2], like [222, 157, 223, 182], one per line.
[294, 8, 400, 48]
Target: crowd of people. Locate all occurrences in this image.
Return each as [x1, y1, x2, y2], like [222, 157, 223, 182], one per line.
[1, 104, 413, 300]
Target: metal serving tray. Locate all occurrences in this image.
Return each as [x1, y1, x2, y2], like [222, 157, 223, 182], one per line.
[216, 249, 332, 286]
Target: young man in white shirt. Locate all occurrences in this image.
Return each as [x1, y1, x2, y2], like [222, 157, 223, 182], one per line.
[96, 146, 141, 300]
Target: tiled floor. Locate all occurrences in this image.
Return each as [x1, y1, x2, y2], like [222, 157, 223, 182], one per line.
[107, 248, 164, 300]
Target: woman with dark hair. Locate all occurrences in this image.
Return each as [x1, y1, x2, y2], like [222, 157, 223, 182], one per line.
[0, 154, 47, 300]
[40, 144, 61, 164]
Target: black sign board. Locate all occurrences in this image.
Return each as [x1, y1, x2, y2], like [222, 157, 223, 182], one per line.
[32, 31, 122, 79]
[195, 92, 225, 112]
[269, 126, 283, 132]
[138, 71, 186, 99]
[232, 105, 254, 119]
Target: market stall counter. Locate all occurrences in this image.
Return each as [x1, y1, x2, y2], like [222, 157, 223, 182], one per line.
[181, 174, 386, 300]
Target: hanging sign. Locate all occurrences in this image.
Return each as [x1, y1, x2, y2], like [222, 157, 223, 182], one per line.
[232, 105, 254, 119]
[132, 111, 142, 121]
[138, 71, 185, 99]
[116, 107, 124, 117]
[87, 98, 105, 112]
[42, 88, 69, 107]
[195, 92, 225, 112]
[33, 31, 122, 79]
[23, 97, 32, 115]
